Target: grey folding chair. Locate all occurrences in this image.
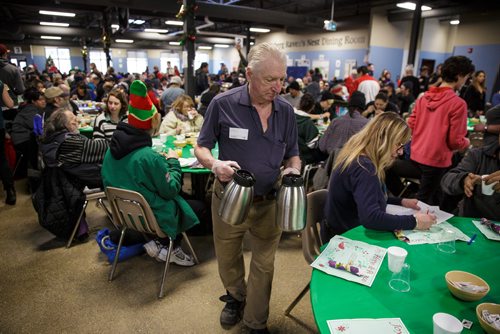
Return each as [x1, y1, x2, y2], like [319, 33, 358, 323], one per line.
[302, 163, 322, 193]
[105, 186, 199, 299]
[285, 189, 328, 317]
[66, 189, 113, 248]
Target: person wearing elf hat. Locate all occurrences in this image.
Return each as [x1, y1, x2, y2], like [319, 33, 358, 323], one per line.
[101, 80, 199, 265]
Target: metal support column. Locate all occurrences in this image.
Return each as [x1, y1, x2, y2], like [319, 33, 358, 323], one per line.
[407, 0, 422, 66]
[184, 0, 196, 99]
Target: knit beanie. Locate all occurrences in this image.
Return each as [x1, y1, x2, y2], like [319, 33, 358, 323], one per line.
[128, 80, 157, 130]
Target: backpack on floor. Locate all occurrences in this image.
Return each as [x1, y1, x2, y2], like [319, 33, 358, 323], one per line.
[95, 228, 145, 263]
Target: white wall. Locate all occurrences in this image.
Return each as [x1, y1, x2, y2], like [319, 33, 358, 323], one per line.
[370, 8, 411, 48]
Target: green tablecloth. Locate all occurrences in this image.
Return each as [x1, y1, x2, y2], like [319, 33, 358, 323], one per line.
[310, 217, 500, 333]
[79, 126, 93, 138]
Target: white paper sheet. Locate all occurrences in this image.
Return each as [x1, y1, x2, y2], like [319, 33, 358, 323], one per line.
[386, 201, 454, 224]
[472, 220, 500, 241]
[327, 318, 410, 334]
[310, 235, 387, 287]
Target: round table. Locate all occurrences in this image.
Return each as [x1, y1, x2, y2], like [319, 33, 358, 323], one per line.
[310, 217, 500, 333]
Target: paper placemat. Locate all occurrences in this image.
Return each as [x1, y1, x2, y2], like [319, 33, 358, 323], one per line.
[472, 220, 500, 241]
[311, 235, 386, 287]
[394, 221, 469, 245]
[327, 318, 410, 334]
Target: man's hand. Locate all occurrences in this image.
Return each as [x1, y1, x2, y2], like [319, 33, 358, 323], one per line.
[283, 167, 300, 175]
[473, 124, 486, 132]
[483, 171, 500, 193]
[401, 198, 420, 210]
[212, 160, 241, 182]
[464, 173, 481, 197]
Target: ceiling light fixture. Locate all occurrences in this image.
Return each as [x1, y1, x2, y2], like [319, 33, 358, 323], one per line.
[39, 10, 76, 17]
[249, 27, 270, 33]
[111, 24, 120, 29]
[450, 19, 460, 25]
[250, 42, 255, 46]
[144, 28, 169, 33]
[198, 46, 212, 50]
[169, 41, 181, 46]
[115, 39, 134, 43]
[165, 20, 184, 26]
[128, 19, 145, 25]
[214, 44, 230, 48]
[396, 2, 432, 11]
[41, 35, 62, 40]
[40, 22, 70, 27]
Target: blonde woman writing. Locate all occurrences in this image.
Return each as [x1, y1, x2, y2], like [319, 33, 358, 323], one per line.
[159, 94, 203, 136]
[322, 112, 436, 242]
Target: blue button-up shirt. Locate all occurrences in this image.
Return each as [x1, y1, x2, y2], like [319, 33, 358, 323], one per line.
[198, 84, 299, 196]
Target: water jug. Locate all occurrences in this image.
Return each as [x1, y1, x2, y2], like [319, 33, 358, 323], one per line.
[218, 169, 256, 226]
[276, 174, 306, 232]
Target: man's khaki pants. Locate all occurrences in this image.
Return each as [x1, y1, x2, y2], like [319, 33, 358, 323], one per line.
[212, 180, 282, 330]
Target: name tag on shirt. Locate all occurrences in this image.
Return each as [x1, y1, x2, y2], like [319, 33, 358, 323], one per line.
[229, 127, 249, 140]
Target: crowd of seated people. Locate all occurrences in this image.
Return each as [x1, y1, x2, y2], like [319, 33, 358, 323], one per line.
[1, 41, 498, 245]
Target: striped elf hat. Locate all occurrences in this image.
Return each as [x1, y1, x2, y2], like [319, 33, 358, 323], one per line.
[128, 80, 157, 129]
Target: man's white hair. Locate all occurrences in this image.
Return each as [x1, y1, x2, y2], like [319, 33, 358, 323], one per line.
[247, 42, 286, 72]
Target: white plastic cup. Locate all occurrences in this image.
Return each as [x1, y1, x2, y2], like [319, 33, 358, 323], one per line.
[159, 133, 167, 143]
[389, 263, 411, 292]
[479, 115, 486, 124]
[482, 174, 498, 196]
[387, 246, 408, 273]
[433, 313, 463, 334]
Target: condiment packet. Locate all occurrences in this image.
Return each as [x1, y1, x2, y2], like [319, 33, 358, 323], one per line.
[452, 281, 488, 293]
[482, 310, 500, 330]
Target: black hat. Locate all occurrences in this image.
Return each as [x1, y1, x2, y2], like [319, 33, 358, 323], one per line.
[349, 91, 366, 110]
[288, 81, 300, 91]
[320, 91, 335, 102]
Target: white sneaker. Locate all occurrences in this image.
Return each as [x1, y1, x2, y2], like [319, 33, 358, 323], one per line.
[156, 246, 195, 267]
[143, 240, 162, 258]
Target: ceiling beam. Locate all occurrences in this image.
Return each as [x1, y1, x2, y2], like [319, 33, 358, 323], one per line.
[57, 0, 323, 28]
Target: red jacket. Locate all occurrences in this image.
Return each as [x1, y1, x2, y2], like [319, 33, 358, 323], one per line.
[408, 86, 470, 168]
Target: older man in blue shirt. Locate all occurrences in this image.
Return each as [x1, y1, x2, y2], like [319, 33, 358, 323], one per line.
[196, 43, 300, 334]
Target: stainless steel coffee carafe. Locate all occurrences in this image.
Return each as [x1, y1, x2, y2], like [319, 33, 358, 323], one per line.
[218, 169, 256, 226]
[276, 174, 306, 232]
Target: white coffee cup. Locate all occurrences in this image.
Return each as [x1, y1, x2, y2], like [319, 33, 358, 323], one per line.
[387, 246, 408, 273]
[433, 313, 463, 334]
[482, 174, 498, 196]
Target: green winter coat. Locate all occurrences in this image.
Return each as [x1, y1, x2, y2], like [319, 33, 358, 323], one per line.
[102, 138, 199, 238]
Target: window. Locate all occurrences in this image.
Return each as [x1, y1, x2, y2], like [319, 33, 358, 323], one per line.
[89, 50, 111, 74]
[127, 50, 148, 74]
[44, 47, 71, 74]
[160, 52, 180, 73]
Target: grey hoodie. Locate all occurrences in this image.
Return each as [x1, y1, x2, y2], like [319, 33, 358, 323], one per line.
[0, 58, 25, 98]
